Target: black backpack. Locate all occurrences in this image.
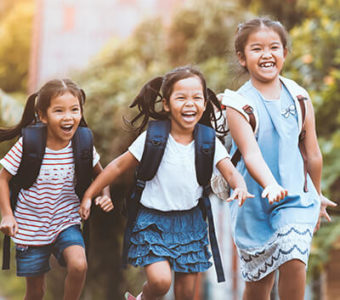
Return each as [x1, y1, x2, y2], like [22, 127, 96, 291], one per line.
[2, 122, 93, 270]
[122, 119, 225, 283]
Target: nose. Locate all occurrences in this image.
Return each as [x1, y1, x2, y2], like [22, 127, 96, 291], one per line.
[63, 110, 73, 120]
[184, 98, 194, 106]
[262, 48, 273, 58]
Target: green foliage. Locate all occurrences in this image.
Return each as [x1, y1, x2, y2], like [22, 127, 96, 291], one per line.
[0, 0, 34, 93]
[309, 218, 340, 278]
[284, 0, 340, 208]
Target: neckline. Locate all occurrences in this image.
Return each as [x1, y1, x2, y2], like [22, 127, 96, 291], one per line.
[46, 141, 72, 152]
[169, 134, 194, 147]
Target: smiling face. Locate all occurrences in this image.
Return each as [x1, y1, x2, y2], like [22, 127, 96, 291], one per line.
[238, 26, 287, 88]
[39, 92, 82, 150]
[163, 76, 206, 136]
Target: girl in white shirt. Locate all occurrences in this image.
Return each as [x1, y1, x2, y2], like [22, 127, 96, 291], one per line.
[80, 66, 253, 300]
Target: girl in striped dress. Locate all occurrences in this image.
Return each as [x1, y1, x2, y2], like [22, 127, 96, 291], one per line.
[0, 79, 113, 300]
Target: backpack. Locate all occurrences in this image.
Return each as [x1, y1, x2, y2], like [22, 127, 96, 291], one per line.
[212, 77, 308, 200]
[2, 122, 93, 270]
[122, 119, 226, 283]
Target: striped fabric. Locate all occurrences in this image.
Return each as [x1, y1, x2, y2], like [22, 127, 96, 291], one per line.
[0, 137, 99, 246]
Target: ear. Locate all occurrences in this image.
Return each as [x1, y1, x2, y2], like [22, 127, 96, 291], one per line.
[38, 110, 47, 124]
[283, 47, 288, 59]
[163, 98, 170, 112]
[237, 51, 247, 67]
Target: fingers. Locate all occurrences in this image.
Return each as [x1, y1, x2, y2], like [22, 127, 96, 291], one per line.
[0, 217, 18, 237]
[321, 195, 337, 208]
[262, 184, 287, 204]
[322, 210, 332, 222]
[94, 196, 114, 212]
[226, 189, 254, 207]
[79, 198, 92, 220]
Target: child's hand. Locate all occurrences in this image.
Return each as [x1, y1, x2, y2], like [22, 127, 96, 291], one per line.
[94, 195, 114, 212]
[314, 194, 337, 232]
[227, 188, 254, 206]
[262, 184, 288, 204]
[79, 198, 92, 220]
[0, 215, 18, 237]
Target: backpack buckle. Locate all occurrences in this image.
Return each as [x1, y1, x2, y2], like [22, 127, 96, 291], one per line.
[136, 179, 146, 190]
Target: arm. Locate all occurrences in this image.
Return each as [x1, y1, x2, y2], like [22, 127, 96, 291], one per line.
[0, 168, 18, 236]
[303, 98, 337, 229]
[79, 151, 139, 219]
[90, 162, 114, 213]
[226, 107, 287, 204]
[216, 157, 254, 206]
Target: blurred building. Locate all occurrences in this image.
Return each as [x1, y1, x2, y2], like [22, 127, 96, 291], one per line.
[28, 0, 184, 91]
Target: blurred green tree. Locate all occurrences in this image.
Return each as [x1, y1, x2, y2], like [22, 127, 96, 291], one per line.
[0, 0, 34, 93]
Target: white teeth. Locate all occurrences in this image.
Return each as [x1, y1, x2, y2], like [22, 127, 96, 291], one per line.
[61, 125, 73, 131]
[260, 62, 274, 68]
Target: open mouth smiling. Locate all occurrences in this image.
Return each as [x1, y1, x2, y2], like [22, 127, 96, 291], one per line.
[259, 62, 275, 68]
[61, 125, 73, 132]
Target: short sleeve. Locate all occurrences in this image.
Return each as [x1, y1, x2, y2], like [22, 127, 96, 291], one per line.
[0, 138, 23, 176]
[221, 89, 259, 134]
[214, 137, 229, 166]
[92, 146, 100, 167]
[128, 131, 146, 162]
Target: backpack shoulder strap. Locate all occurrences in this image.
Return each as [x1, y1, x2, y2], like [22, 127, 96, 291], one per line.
[3, 123, 46, 270]
[122, 119, 170, 267]
[194, 123, 225, 282]
[72, 126, 94, 198]
[15, 123, 47, 189]
[194, 123, 215, 189]
[136, 119, 170, 182]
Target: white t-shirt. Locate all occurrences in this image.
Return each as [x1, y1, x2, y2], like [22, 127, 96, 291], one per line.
[0, 137, 100, 246]
[129, 131, 229, 211]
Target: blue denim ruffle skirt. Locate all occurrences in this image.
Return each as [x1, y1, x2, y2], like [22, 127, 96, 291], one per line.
[127, 205, 212, 273]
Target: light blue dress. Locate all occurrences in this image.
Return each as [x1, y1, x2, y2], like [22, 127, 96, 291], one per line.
[229, 80, 320, 281]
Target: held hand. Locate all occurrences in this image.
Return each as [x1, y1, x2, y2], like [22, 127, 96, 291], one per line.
[314, 195, 337, 232]
[94, 195, 114, 212]
[227, 188, 254, 207]
[261, 184, 288, 204]
[79, 198, 92, 220]
[0, 215, 18, 237]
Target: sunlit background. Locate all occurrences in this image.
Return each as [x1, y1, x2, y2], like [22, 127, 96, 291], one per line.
[0, 0, 339, 299]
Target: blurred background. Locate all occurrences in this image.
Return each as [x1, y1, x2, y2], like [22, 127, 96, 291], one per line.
[0, 0, 339, 299]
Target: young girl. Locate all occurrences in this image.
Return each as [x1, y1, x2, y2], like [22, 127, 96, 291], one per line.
[221, 17, 336, 300]
[0, 79, 113, 300]
[79, 66, 253, 300]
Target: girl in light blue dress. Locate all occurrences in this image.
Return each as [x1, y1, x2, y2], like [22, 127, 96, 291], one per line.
[222, 17, 336, 300]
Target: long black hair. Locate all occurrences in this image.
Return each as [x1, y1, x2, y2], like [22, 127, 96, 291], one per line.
[129, 66, 226, 135]
[0, 79, 87, 142]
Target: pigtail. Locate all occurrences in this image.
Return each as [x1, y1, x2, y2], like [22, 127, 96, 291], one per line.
[0, 93, 37, 142]
[199, 88, 227, 137]
[128, 76, 167, 133]
[79, 88, 88, 127]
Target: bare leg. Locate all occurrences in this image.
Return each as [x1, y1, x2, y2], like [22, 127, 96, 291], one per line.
[243, 271, 275, 300]
[174, 272, 198, 300]
[278, 259, 306, 300]
[62, 245, 87, 300]
[142, 260, 172, 300]
[25, 275, 46, 300]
